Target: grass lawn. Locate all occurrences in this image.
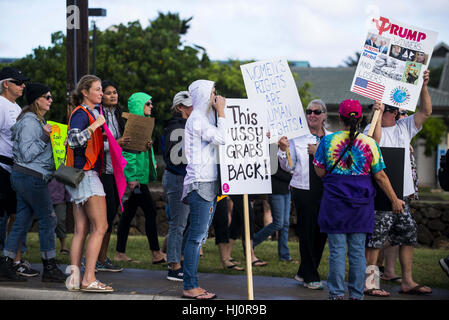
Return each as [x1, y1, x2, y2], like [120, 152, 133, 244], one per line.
[22, 232, 449, 289]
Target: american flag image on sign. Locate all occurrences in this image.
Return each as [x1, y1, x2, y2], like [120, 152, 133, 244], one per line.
[352, 77, 385, 101]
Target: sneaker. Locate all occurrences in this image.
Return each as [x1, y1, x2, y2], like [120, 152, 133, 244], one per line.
[294, 274, 304, 283]
[167, 267, 184, 282]
[439, 257, 449, 278]
[42, 258, 67, 283]
[96, 257, 124, 272]
[0, 256, 27, 282]
[304, 281, 324, 290]
[13, 259, 40, 277]
[328, 295, 344, 300]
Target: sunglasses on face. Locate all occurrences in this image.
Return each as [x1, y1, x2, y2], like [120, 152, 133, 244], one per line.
[384, 109, 397, 113]
[145, 101, 152, 106]
[306, 109, 324, 115]
[42, 95, 52, 101]
[9, 79, 25, 86]
[399, 111, 408, 116]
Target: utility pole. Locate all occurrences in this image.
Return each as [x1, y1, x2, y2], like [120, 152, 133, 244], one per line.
[66, 0, 89, 115]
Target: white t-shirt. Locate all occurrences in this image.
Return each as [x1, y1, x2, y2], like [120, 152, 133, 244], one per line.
[0, 95, 22, 172]
[364, 115, 420, 197]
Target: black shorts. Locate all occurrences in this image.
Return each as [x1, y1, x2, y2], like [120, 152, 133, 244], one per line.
[0, 166, 17, 216]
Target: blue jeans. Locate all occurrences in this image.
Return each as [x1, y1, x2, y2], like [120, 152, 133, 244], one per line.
[327, 233, 366, 300]
[4, 171, 56, 259]
[0, 213, 27, 253]
[183, 191, 216, 290]
[253, 193, 291, 260]
[162, 171, 189, 264]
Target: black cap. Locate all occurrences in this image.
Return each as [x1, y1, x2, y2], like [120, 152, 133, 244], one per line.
[26, 83, 51, 104]
[0, 67, 30, 81]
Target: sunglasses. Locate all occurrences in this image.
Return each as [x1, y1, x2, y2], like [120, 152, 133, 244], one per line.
[145, 101, 152, 106]
[9, 79, 25, 86]
[306, 109, 324, 115]
[399, 111, 408, 116]
[384, 109, 397, 113]
[42, 95, 52, 101]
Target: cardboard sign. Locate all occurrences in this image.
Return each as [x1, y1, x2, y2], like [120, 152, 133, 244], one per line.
[122, 112, 155, 152]
[219, 99, 272, 195]
[374, 147, 405, 211]
[47, 121, 67, 170]
[240, 58, 309, 143]
[351, 16, 438, 111]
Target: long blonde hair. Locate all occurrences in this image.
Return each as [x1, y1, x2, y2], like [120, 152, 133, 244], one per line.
[17, 100, 45, 123]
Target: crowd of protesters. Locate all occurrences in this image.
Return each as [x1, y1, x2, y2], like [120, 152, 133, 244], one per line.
[0, 65, 446, 299]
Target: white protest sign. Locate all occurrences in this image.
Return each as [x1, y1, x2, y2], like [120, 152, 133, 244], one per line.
[240, 58, 309, 143]
[351, 16, 438, 111]
[219, 99, 272, 195]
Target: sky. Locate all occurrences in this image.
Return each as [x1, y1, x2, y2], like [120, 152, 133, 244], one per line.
[1, 0, 449, 67]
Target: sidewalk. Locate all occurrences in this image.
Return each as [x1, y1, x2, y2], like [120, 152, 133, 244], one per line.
[1, 264, 448, 300]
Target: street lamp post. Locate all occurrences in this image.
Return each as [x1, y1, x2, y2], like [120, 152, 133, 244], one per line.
[88, 8, 106, 75]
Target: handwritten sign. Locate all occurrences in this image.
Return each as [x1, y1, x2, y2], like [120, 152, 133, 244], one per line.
[47, 121, 67, 170]
[122, 112, 155, 153]
[351, 16, 438, 111]
[240, 58, 309, 143]
[219, 99, 271, 195]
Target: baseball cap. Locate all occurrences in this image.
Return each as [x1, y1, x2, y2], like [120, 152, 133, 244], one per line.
[339, 99, 362, 119]
[0, 67, 30, 81]
[172, 91, 193, 109]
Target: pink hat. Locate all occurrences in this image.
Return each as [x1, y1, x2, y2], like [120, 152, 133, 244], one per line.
[339, 99, 362, 118]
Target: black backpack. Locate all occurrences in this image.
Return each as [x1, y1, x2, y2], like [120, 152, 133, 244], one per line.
[438, 149, 449, 191]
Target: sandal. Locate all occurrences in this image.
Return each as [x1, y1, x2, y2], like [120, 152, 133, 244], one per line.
[380, 275, 402, 283]
[152, 258, 167, 265]
[364, 288, 390, 297]
[182, 291, 217, 300]
[222, 260, 244, 271]
[229, 258, 241, 265]
[399, 285, 432, 295]
[81, 280, 114, 293]
[252, 259, 267, 267]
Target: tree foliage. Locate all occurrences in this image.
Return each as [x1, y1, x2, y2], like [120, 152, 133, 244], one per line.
[413, 116, 447, 156]
[2, 12, 313, 152]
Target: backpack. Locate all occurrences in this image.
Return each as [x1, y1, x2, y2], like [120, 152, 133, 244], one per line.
[438, 149, 449, 191]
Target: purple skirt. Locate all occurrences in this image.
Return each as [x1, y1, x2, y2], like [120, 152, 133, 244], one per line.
[318, 174, 376, 234]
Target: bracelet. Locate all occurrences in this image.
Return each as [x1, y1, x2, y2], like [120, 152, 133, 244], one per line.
[88, 127, 94, 136]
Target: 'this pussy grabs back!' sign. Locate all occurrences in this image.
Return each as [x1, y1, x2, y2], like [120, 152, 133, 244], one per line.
[240, 58, 309, 143]
[219, 99, 272, 195]
[351, 16, 438, 111]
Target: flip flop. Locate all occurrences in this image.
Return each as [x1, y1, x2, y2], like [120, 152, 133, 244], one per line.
[364, 288, 390, 297]
[251, 259, 267, 267]
[229, 258, 241, 265]
[223, 263, 244, 271]
[182, 292, 217, 300]
[60, 249, 70, 255]
[380, 275, 402, 283]
[399, 285, 432, 295]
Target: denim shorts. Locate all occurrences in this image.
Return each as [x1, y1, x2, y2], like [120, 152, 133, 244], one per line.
[65, 170, 106, 205]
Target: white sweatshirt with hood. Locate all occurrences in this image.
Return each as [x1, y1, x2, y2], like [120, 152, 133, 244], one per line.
[183, 80, 226, 189]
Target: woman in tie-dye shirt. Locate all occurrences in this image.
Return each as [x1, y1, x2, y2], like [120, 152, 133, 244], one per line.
[312, 99, 404, 300]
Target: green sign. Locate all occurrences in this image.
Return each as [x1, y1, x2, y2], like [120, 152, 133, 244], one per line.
[47, 121, 68, 170]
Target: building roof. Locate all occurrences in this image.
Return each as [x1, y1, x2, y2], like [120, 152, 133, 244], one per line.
[292, 66, 449, 108]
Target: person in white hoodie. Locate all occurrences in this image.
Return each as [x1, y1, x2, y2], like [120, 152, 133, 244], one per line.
[181, 80, 226, 300]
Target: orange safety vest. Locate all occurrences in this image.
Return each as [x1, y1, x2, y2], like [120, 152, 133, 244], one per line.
[67, 105, 104, 173]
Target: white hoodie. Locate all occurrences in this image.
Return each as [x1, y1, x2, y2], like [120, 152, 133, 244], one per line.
[183, 80, 226, 187]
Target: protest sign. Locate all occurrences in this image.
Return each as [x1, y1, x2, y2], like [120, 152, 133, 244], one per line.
[218, 99, 272, 195]
[122, 112, 155, 152]
[47, 121, 67, 170]
[351, 16, 438, 111]
[240, 58, 309, 143]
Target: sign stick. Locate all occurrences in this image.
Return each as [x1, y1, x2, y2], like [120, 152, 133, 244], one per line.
[243, 194, 254, 300]
[367, 109, 381, 137]
[286, 147, 293, 167]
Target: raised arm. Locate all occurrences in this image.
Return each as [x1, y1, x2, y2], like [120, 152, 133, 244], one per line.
[413, 69, 432, 129]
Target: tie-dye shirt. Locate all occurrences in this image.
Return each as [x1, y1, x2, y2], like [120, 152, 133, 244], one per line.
[313, 131, 385, 175]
